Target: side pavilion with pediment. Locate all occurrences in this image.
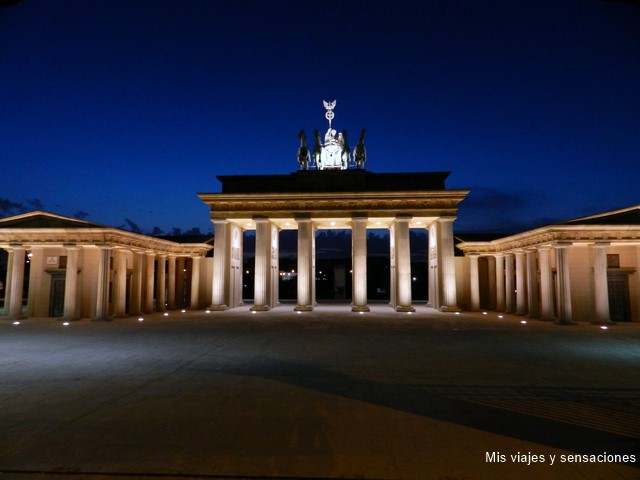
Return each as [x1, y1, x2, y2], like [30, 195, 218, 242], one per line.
[0, 211, 212, 321]
[198, 169, 469, 313]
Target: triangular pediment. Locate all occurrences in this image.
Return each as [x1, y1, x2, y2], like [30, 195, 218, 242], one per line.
[0, 211, 105, 229]
[558, 205, 640, 226]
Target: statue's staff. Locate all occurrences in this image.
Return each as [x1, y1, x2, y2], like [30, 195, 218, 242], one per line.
[323, 100, 336, 129]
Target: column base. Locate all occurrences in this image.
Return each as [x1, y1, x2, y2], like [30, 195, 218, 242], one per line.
[554, 319, 577, 326]
[294, 305, 313, 312]
[396, 305, 416, 313]
[208, 304, 229, 311]
[439, 305, 461, 312]
[590, 319, 616, 326]
[250, 305, 271, 312]
[538, 316, 556, 322]
[91, 316, 112, 322]
[351, 305, 370, 313]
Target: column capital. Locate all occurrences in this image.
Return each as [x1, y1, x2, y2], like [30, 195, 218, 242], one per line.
[553, 241, 573, 249]
[295, 216, 313, 226]
[394, 215, 412, 223]
[437, 216, 457, 223]
[591, 242, 610, 248]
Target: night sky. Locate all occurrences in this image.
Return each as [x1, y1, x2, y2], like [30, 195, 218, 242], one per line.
[1, 0, 639, 235]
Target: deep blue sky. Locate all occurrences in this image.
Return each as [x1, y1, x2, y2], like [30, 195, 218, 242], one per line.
[1, 0, 639, 235]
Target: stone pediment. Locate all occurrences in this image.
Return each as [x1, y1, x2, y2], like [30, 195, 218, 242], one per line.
[558, 205, 640, 226]
[0, 211, 104, 229]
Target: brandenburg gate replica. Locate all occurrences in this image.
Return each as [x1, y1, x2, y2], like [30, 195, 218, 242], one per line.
[198, 101, 469, 313]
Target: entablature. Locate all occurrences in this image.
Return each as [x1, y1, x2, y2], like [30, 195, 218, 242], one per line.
[0, 228, 212, 257]
[457, 225, 640, 256]
[198, 190, 469, 221]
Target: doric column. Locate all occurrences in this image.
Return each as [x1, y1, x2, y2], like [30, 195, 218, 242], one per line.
[526, 249, 540, 318]
[144, 252, 156, 313]
[6, 245, 26, 319]
[190, 256, 202, 309]
[270, 224, 279, 308]
[252, 218, 276, 311]
[295, 217, 315, 311]
[26, 247, 41, 317]
[112, 249, 128, 318]
[469, 254, 480, 311]
[592, 242, 612, 324]
[505, 253, 515, 313]
[514, 250, 527, 315]
[167, 255, 177, 309]
[210, 219, 229, 310]
[3, 249, 14, 317]
[155, 254, 166, 312]
[92, 246, 112, 321]
[176, 257, 186, 308]
[62, 245, 80, 320]
[351, 216, 369, 312]
[130, 251, 143, 315]
[554, 242, 576, 325]
[391, 216, 414, 312]
[538, 246, 555, 320]
[494, 254, 505, 311]
[439, 218, 459, 311]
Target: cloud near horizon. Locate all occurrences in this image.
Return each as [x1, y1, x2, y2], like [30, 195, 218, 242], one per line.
[456, 187, 561, 234]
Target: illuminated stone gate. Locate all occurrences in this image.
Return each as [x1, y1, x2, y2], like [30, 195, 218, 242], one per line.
[198, 170, 468, 312]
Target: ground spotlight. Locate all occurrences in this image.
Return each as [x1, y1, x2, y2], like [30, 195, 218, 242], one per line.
[163, 312, 169, 317]
[520, 320, 527, 324]
[482, 311, 488, 315]
[12, 321, 20, 325]
[600, 325, 609, 330]
[62, 322, 70, 326]
[498, 315, 504, 319]
[138, 317, 144, 322]
[181, 309, 186, 313]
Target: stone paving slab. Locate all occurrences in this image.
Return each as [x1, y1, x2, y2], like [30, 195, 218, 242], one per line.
[0, 305, 638, 479]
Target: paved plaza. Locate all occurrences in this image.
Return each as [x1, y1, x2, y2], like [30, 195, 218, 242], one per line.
[0, 305, 638, 480]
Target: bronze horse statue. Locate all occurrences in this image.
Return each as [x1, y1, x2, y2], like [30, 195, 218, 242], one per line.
[340, 130, 351, 169]
[313, 129, 323, 168]
[297, 129, 311, 170]
[354, 128, 366, 169]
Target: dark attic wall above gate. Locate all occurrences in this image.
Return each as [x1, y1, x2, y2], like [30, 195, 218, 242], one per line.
[216, 170, 451, 194]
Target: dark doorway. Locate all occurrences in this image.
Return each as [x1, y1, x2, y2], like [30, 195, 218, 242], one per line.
[49, 273, 65, 317]
[608, 272, 631, 322]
